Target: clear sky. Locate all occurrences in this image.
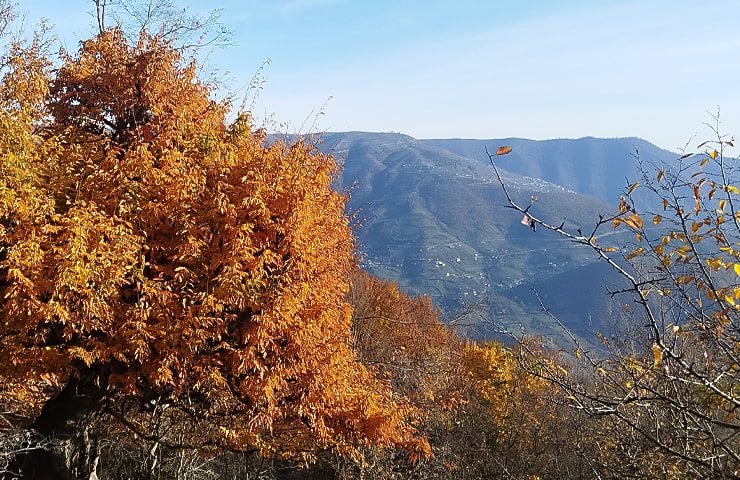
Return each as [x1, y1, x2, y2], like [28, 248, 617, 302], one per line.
[20, 0, 740, 151]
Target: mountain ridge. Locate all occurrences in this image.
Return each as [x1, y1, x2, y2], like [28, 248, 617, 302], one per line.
[268, 131, 671, 346]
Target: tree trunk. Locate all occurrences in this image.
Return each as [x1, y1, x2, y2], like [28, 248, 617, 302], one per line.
[5, 377, 104, 480]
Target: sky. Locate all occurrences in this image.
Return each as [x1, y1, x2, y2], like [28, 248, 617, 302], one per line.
[19, 0, 740, 151]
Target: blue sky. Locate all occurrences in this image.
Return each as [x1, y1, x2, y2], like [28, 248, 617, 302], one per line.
[20, 0, 740, 150]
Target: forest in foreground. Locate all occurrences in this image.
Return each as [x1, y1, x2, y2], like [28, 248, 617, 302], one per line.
[0, 1, 738, 479]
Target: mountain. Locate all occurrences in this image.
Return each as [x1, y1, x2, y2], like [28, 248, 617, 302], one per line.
[420, 137, 678, 206]
[302, 132, 645, 346]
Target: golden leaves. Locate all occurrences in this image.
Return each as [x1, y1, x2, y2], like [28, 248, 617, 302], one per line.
[622, 214, 644, 230]
[0, 27, 425, 459]
[651, 344, 663, 367]
[626, 181, 640, 195]
[618, 196, 629, 214]
[706, 258, 725, 271]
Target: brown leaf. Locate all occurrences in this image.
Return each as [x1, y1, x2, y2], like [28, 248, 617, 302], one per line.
[495, 146, 512, 156]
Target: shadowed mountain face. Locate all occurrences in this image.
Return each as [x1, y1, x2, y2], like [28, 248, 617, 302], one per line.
[300, 131, 662, 346]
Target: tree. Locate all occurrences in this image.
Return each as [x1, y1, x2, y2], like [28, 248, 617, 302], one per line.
[0, 21, 426, 479]
[338, 270, 598, 480]
[488, 131, 740, 478]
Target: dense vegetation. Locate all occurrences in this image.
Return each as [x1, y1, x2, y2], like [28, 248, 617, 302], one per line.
[0, 2, 737, 479]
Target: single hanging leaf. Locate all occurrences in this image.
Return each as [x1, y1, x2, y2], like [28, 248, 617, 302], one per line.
[618, 197, 629, 214]
[495, 146, 512, 156]
[520, 214, 536, 231]
[651, 344, 663, 367]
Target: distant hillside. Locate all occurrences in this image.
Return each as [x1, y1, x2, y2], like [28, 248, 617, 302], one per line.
[304, 132, 640, 346]
[420, 136, 678, 206]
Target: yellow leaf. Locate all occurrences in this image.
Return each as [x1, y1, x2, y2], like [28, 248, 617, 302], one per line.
[653, 214, 662, 225]
[651, 343, 663, 367]
[727, 185, 739, 194]
[734, 263, 740, 276]
[710, 149, 718, 160]
[706, 258, 725, 271]
[603, 246, 618, 252]
[626, 247, 645, 260]
[700, 157, 710, 168]
[618, 197, 629, 214]
[656, 169, 665, 181]
[623, 214, 644, 230]
[627, 181, 640, 195]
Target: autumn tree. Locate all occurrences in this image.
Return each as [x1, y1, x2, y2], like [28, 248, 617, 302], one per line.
[488, 130, 740, 478]
[0, 17, 427, 479]
[349, 269, 467, 407]
[325, 269, 597, 480]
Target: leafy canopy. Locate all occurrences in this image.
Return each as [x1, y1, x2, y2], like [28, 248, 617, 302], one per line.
[0, 27, 426, 459]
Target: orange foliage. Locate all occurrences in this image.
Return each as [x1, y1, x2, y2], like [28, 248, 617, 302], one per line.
[348, 270, 571, 477]
[350, 269, 467, 410]
[0, 28, 426, 459]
